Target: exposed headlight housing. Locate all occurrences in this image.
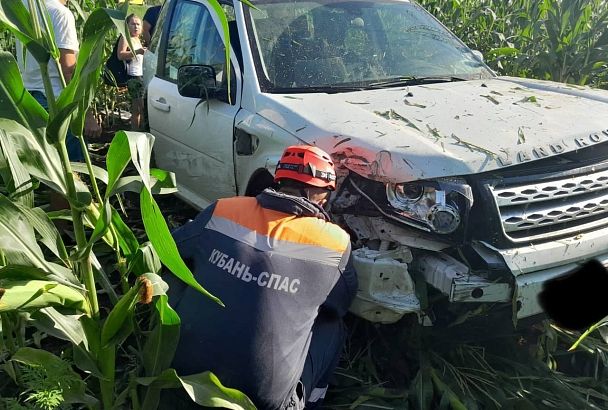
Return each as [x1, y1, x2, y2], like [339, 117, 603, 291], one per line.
[386, 178, 473, 234]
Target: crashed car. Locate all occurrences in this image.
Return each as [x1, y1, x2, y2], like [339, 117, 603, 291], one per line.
[144, 0, 608, 325]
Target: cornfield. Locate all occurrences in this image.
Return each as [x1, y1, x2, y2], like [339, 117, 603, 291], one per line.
[1, 0, 608, 409]
[418, 0, 608, 88]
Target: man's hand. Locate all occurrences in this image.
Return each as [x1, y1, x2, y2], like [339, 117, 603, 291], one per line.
[84, 111, 102, 139]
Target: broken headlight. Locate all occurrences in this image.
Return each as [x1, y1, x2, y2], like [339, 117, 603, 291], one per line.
[386, 179, 473, 234]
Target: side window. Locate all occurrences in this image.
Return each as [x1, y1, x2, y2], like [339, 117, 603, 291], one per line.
[149, 2, 170, 53]
[161, 0, 234, 84]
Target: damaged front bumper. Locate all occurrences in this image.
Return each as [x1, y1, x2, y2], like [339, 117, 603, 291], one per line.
[345, 215, 608, 325]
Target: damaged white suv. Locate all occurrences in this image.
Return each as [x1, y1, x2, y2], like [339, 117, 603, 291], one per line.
[145, 0, 608, 325]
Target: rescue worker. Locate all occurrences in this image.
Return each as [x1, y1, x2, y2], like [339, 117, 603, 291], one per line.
[168, 145, 358, 409]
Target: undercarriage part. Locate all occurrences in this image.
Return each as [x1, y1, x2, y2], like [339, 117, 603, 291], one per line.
[350, 246, 420, 324]
[413, 253, 512, 303]
[343, 214, 450, 251]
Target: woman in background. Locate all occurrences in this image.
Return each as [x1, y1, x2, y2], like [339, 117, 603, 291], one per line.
[117, 14, 147, 130]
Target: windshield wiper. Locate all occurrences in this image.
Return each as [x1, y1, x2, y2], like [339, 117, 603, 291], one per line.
[270, 85, 366, 94]
[368, 76, 466, 88]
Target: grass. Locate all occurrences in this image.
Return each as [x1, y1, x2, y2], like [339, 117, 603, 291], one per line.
[325, 319, 608, 409]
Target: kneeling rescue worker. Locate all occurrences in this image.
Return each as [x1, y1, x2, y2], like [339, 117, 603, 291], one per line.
[168, 145, 358, 409]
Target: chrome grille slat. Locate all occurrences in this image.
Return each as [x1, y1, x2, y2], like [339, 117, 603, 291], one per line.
[501, 191, 608, 232]
[489, 168, 608, 242]
[493, 168, 608, 206]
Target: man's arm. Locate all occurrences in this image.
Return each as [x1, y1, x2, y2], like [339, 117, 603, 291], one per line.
[322, 242, 358, 318]
[142, 6, 161, 46]
[58, 48, 76, 83]
[142, 20, 153, 46]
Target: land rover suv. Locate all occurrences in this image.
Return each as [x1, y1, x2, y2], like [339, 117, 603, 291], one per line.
[145, 0, 608, 325]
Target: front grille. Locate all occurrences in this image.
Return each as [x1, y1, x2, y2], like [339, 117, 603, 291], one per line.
[489, 168, 608, 243]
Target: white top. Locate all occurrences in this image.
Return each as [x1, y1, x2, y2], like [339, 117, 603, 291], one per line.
[126, 37, 144, 77]
[127, 54, 144, 77]
[17, 0, 79, 97]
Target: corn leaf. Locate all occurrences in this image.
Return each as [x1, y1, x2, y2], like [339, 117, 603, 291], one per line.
[100, 273, 167, 347]
[100, 281, 140, 347]
[129, 242, 162, 277]
[140, 188, 223, 306]
[104, 129, 131, 200]
[0, 0, 50, 64]
[0, 129, 35, 207]
[137, 369, 256, 410]
[13, 203, 68, 263]
[57, 7, 129, 137]
[110, 173, 178, 197]
[110, 207, 140, 257]
[71, 161, 109, 184]
[143, 295, 180, 376]
[0, 119, 66, 195]
[0, 279, 89, 314]
[0, 193, 50, 267]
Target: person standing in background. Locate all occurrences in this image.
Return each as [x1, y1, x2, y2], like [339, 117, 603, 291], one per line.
[17, 0, 102, 162]
[117, 14, 146, 130]
[142, 5, 161, 46]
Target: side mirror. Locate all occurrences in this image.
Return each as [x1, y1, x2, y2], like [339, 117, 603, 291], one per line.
[177, 64, 219, 99]
[471, 50, 484, 62]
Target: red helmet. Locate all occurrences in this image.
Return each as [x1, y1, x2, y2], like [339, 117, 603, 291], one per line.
[274, 145, 337, 190]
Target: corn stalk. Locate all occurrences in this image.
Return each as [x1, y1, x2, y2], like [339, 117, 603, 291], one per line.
[0, 1, 253, 409]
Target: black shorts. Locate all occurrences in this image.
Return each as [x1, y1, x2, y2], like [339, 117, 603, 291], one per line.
[126, 76, 144, 99]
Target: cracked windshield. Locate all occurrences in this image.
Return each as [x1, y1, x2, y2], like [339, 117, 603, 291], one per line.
[248, 0, 493, 90]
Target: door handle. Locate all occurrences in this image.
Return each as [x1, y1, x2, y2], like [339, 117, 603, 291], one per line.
[151, 97, 171, 112]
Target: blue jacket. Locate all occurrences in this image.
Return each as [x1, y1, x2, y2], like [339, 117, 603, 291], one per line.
[169, 189, 357, 409]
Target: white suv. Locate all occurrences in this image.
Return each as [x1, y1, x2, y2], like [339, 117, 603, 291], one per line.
[145, 0, 608, 325]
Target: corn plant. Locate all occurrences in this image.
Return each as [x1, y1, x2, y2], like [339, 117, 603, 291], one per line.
[0, 1, 254, 409]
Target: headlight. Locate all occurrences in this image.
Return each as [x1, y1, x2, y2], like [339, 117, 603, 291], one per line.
[386, 178, 473, 234]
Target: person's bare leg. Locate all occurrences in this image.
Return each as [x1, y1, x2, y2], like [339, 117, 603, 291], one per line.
[131, 97, 143, 130]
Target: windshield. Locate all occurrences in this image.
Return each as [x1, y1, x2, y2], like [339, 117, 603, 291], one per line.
[245, 0, 494, 92]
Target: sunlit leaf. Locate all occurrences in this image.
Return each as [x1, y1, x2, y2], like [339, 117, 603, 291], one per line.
[13, 203, 68, 263]
[140, 188, 223, 306]
[137, 369, 256, 410]
[0, 129, 35, 207]
[0, 52, 48, 137]
[0, 0, 51, 63]
[0, 279, 89, 314]
[0, 119, 66, 194]
[104, 129, 131, 199]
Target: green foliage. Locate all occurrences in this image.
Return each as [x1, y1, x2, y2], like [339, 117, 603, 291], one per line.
[0, 1, 251, 409]
[9, 347, 91, 410]
[418, 0, 608, 88]
[327, 320, 608, 409]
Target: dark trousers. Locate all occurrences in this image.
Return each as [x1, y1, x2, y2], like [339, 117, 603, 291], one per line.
[159, 316, 345, 410]
[299, 314, 345, 408]
[30, 90, 84, 162]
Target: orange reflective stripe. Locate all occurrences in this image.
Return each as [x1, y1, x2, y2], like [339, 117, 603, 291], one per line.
[213, 197, 349, 253]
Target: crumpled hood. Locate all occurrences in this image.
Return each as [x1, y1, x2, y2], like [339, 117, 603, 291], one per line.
[257, 77, 608, 183]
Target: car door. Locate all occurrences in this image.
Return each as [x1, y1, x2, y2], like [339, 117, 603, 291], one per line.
[148, 0, 241, 208]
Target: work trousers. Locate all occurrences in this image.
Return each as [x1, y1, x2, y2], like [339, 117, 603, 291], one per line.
[159, 314, 345, 410]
